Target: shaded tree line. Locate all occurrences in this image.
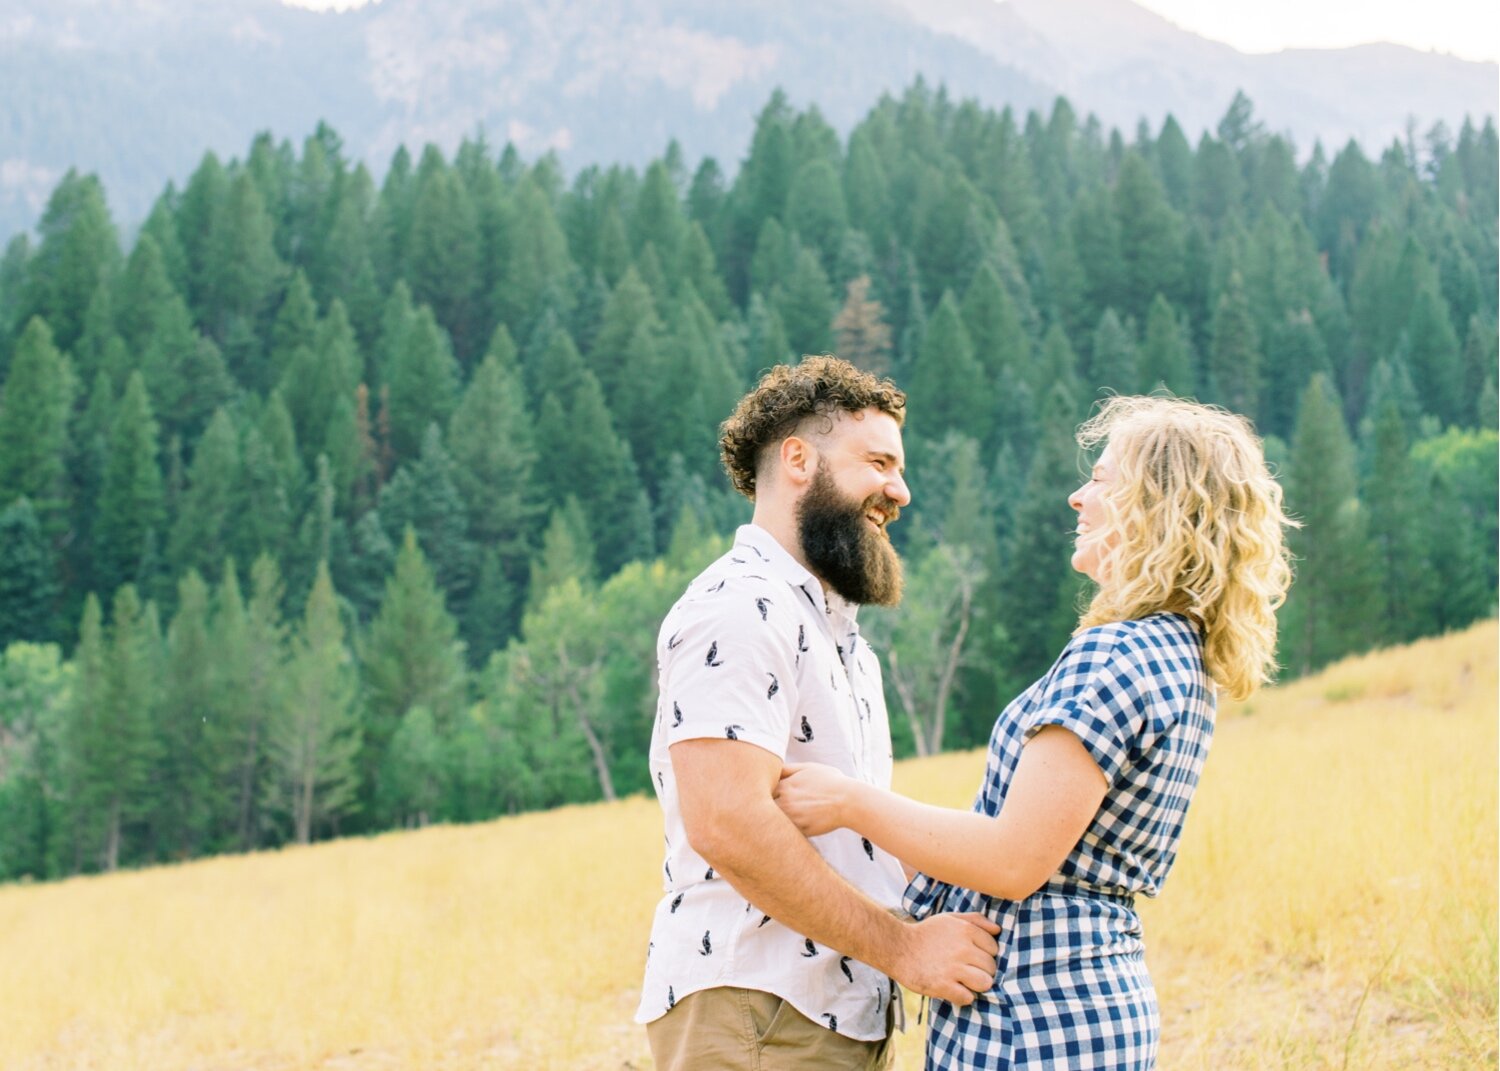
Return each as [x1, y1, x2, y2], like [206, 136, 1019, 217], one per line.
[0, 84, 1495, 880]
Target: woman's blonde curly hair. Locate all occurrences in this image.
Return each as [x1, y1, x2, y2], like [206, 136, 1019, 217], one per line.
[1074, 395, 1296, 700]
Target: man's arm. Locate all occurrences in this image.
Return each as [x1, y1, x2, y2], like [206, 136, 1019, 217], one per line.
[672, 737, 999, 1006]
[777, 727, 1109, 901]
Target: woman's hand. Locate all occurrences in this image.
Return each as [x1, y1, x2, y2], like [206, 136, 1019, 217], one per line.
[774, 762, 856, 837]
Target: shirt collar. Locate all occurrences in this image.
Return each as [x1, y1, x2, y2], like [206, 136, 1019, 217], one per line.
[733, 524, 860, 624]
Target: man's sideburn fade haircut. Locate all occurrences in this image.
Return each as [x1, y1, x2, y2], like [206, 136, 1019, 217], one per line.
[719, 356, 906, 500]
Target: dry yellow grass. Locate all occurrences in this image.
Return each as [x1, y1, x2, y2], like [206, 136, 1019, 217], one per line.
[2, 621, 1495, 1070]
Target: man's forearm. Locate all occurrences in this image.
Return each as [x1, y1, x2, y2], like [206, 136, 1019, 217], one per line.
[698, 795, 912, 976]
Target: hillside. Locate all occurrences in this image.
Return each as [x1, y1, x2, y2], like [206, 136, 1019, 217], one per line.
[1, 620, 1493, 1069]
[1, 0, 1493, 237]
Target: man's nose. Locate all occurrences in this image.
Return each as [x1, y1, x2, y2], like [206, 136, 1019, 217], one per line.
[887, 472, 911, 508]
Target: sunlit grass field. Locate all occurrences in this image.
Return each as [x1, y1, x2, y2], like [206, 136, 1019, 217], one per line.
[2, 621, 1495, 1070]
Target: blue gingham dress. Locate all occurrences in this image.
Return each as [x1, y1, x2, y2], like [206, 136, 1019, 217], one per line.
[904, 613, 1214, 1069]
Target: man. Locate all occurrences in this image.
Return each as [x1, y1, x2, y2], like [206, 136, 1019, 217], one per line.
[636, 357, 1000, 1068]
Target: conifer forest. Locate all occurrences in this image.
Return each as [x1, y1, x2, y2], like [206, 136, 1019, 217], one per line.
[0, 85, 1494, 880]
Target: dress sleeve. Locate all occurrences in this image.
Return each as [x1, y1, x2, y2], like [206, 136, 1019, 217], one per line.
[1021, 627, 1153, 785]
[659, 577, 800, 761]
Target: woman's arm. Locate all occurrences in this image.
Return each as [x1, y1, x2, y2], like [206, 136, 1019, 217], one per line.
[775, 727, 1109, 901]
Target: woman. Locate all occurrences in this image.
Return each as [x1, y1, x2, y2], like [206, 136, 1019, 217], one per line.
[774, 395, 1294, 1069]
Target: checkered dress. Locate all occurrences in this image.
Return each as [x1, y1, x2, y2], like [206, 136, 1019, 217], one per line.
[904, 613, 1215, 1069]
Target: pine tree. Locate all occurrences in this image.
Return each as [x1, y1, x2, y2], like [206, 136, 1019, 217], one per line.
[268, 269, 319, 390]
[167, 407, 240, 585]
[994, 383, 1088, 695]
[1282, 375, 1380, 674]
[95, 373, 165, 601]
[960, 262, 1029, 386]
[832, 275, 894, 375]
[1207, 272, 1262, 419]
[1088, 309, 1138, 397]
[778, 247, 835, 356]
[448, 341, 539, 575]
[1138, 294, 1194, 396]
[360, 530, 466, 816]
[201, 171, 284, 353]
[21, 172, 120, 354]
[1113, 152, 1183, 319]
[408, 159, 482, 363]
[97, 586, 162, 870]
[786, 158, 848, 272]
[0, 317, 75, 537]
[0, 499, 58, 645]
[1363, 400, 1439, 643]
[1404, 283, 1464, 426]
[385, 305, 460, 462]
[492, 177, 574, 337]
[632, 160, 687, 279]
[378, 425, 475, 600]
[907, 292, 989, 443]
[155, 570, 216, 858]
[267, 562, 361, 843]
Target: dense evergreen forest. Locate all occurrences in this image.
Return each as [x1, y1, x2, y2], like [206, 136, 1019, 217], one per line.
[0, 83, 1495, 880]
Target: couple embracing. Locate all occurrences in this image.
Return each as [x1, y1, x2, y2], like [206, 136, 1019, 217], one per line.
[636, 357, 1293, 1070]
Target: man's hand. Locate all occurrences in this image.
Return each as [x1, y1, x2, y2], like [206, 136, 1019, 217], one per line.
[888, 911, 1001, 1006]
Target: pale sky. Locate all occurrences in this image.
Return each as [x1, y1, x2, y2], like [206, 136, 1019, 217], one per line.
[282, 0, 1500, 65]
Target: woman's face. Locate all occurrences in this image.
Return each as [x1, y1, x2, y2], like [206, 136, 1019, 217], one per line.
[1069, 444, 1118, 583]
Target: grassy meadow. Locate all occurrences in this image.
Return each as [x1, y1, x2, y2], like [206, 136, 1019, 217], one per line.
[1, 621, 1495, 1070]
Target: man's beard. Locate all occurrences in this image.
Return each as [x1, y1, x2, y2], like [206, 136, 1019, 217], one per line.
[797, 463, 904, 607]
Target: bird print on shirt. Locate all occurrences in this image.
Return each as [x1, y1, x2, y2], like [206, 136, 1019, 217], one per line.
[671, 702, 683, 727]
[725, 724, 746, 740]
[822, 1013, 838, 1031]
[670, 892, 685, 913]
[766, 673, 780, 700]
[794, 715, 814, 743]
[705, 641, 724, 667]
[706, 579, 726, 593]
[704, 867, 715, 880]
[667, 630, 683, 650]
[801, 938, 819, 957]
[840, 956, 855, 983]
[862, 837, 875, 861]
[700, 931, 713, 956]
[667, 985, 676, 1010]
[755, 597, 772, 621]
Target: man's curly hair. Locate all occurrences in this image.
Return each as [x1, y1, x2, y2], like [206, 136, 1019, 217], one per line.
[719, 356, 906, 500]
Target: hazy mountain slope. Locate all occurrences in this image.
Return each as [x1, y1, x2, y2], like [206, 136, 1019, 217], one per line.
[0, 0, 1050, 238]
[896, 0, 1496, 150]
[0, 0, 1492, 240]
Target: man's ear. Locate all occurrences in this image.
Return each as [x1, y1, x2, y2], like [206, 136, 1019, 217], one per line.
[778, 435, 817, 488]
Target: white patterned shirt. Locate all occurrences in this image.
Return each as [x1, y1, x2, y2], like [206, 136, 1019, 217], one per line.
[635, 524, 907, 1041]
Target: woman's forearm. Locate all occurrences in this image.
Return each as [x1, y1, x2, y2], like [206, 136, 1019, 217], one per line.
[844, 727, 1110, 901]
[844, 781, 1036, 900]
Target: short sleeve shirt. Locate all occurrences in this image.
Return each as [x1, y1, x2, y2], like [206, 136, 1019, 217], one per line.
[635, 525, 908, 1041]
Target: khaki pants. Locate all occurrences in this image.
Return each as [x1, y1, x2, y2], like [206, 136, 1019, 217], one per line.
[647, 986, 895, 1071]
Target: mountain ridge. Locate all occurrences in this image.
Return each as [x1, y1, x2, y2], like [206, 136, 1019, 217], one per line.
[0, 0, 1492, 239]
